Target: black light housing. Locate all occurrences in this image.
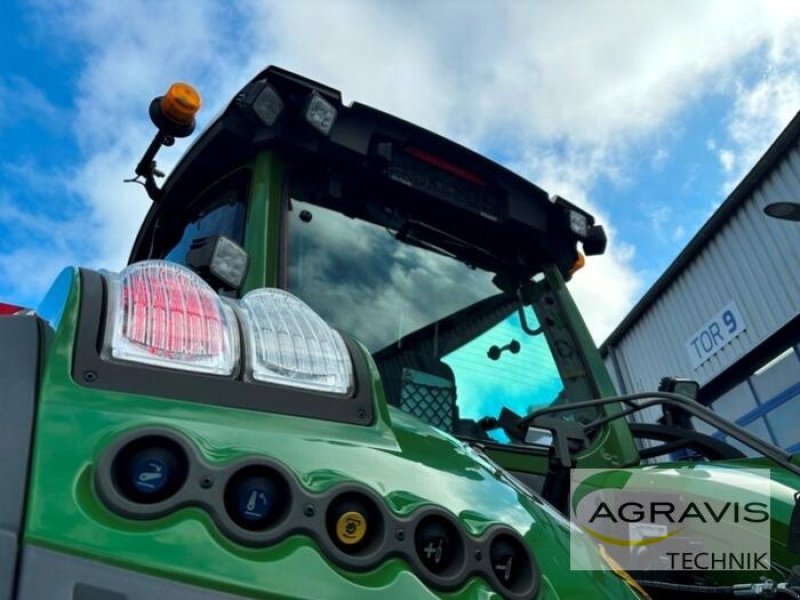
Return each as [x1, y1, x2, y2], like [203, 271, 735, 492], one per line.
[553, 196, 607, 256]
[326, 492, 383, 554]
[658, 376, 700, 401]
[187, 235, 250, 291]
[658, 376, 700, 430]
[414, 515, 464, 576]
[582, 225, 607, 255]
[764, 201, 800, 222]
[223, 465, 291, 531]
[489, 533, 536, 597]
[238, 79, 284, 127]
[111, 435, 189, 504]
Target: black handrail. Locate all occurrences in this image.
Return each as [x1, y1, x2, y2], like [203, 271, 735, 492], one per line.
[517, 391, 800, 477]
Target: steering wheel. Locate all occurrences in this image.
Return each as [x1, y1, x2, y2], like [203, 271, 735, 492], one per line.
[629, 422, 745, 461]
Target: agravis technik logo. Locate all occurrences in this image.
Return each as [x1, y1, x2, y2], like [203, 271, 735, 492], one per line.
[569, 468, 771, 571]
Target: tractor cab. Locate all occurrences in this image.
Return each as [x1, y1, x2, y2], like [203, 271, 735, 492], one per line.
[129, 67, 639, 487]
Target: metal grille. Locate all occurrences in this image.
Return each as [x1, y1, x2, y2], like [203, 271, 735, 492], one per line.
[399, 368, 455, 431]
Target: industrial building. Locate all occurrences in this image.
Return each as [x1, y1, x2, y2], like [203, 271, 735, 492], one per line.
[600, 113, 800, 455]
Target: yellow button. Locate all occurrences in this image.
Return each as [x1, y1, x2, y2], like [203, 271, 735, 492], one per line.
[335, 511, 367, 545]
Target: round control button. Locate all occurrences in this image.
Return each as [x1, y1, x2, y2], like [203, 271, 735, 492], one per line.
[232, 475, 278, 524]
[489, 534, 535, 595]
[112, 437, 189, 504]
[335, 511, 367, 545]
[414, 516, 462, 575]
[491, 537, 517, 584]
[326, 493, 383, 554]
[131, 456, 170, 495]
[224, 467, 290, 531]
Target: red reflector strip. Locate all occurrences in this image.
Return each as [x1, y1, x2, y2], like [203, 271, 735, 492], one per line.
[405, 146, 486, 186]
[0, 302, 23, 315]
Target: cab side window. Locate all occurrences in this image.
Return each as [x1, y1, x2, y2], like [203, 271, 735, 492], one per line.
[156, 170, 249, 266]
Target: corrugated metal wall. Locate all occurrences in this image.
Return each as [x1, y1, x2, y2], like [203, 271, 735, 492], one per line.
[604, 144, 800, 398]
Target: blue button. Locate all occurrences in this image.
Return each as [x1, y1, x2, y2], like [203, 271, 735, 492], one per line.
[132, 457, 169, 495]
[237, 485, 274, 521]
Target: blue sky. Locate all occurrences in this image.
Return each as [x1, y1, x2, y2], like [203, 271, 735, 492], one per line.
[1, 0, 799, 342]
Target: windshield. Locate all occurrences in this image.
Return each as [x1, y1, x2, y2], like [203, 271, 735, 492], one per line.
[286, 197, 592, 445]
[286, 200, 497, 352]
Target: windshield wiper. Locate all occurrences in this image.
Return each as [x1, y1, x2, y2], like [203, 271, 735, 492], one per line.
[394, 223, 458, 261]
[395, 219, 498, 270]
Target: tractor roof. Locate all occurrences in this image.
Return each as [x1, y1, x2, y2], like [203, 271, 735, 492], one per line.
[132, 66, 605, 279]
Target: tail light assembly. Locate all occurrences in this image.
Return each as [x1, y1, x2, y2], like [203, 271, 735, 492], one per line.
[72, 263, 373, 425]
[103, 260, 352, 394]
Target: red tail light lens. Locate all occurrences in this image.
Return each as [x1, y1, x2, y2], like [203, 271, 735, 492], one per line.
[104, 261, 237, 375]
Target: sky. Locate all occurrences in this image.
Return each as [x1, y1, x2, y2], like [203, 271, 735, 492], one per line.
[1, 0, 800, 344]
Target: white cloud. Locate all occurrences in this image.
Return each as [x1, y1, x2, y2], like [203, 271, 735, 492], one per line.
[0, 76, 61, 130]
[244, 0, 800, 340]
[26, 1, 266, 275]
[719, 149, 736, 172]
[720, 70, 800, 190]
[8, 0, 800, 339]
[708, 1, 800, 191]
[255, 1, 800, 151]
[652, 148, 670, 171]
[649, 205, 671, 239]
[569, 240, 642, 344]
[0, 193, 86, 301]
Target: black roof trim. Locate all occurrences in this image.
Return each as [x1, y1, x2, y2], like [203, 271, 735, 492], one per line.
[600, 109, 800, 354]
[131, 66, 605, 279]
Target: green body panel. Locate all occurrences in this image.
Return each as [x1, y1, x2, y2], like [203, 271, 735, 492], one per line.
[23, 270, 638, 599]
[484, 268, 639, 476]
[586, 457, 800, 582]
[241, 152, 284, 291]
[666, 457, 800, 574]
[542, 267, 639, 471]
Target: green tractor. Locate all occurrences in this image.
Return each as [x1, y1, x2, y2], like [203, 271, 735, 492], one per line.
[2, 67, 800, 599]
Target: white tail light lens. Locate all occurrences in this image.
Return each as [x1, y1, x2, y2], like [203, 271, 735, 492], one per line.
[240, 289, 353, 394]
[105, 261, 237, 375]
